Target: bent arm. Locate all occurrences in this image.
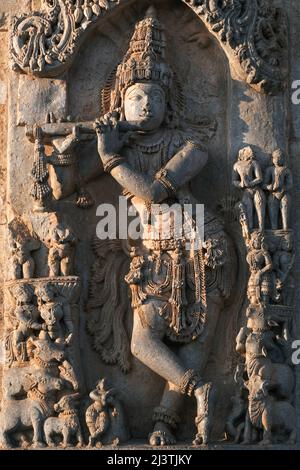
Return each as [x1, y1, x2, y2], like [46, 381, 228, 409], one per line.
[111, 143, 208, 203]
[248, 161, 263, 187]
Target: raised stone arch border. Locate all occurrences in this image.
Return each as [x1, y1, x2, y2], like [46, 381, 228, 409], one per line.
[10, 0, 287, 95]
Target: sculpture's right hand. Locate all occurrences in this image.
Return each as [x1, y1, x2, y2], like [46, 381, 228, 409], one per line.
[95, 113, 123, 158]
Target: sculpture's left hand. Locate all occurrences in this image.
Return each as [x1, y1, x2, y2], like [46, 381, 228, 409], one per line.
[94, 112, 130, 164]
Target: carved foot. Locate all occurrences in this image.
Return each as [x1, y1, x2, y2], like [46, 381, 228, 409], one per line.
[149, 422, 176, 446]
[0, 441, 14, 450]
[32, 441, 46, 449]
[259, 439, 272, 446]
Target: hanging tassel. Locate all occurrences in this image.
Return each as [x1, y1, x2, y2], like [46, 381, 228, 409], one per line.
[169, 249, 188, 334]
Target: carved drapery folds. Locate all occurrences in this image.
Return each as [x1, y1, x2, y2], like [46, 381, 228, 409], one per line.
[10, 0, 287, 94]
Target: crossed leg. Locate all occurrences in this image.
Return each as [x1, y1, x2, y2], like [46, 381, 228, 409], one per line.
[130, 296, 223, 445]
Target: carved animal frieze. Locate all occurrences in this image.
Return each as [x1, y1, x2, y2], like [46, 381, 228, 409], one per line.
[0, 276, 82, 448]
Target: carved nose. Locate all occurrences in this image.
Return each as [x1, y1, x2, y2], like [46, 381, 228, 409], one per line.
[142, 101, 152, 114]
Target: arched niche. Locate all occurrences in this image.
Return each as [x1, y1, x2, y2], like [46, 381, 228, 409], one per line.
[6, 0, 290, 441]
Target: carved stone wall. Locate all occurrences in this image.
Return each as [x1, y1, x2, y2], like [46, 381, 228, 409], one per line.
[0, 0, 300, 449]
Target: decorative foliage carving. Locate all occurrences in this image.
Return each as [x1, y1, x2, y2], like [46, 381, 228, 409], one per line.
[10, 0, 287, 94]
[184, 0, 288, 94]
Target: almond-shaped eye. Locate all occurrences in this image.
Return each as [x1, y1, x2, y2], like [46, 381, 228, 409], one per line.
[152, 93, 163, 102]
[130, 94, 143, 101]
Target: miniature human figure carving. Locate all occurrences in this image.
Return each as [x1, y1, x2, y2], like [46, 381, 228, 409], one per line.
[232, 146, 266, 230]
[10, 285, 45, 362]
[246, 232, 273, 306]
[49, 125, 94, 208]
[44, 394, 84, 448]
[86, 379, 129, 447]
[91, 7, 234, 446]
[36, 284, 74, 344]
[48, 219, 77, 277]
[263, 149, 293, 230]
[273, 234, 295, 305]
[8, 220, 41, 279]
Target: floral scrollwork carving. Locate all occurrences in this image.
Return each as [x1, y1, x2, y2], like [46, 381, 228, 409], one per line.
[10, 0, 287, 94]
[183, 0, 288, 94]
[10, 0, 120, 77]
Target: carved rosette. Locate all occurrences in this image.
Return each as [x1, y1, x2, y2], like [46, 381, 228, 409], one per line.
[10, 0, 287, 94]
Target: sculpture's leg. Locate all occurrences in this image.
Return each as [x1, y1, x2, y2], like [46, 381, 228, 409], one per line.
[149, 382, 182, 446]
[49, 250, 60, 277]
[0, 428, 13, 449]
[62, 428, 70, 448]
[268, 194, 279, 230]
[280, 193, 290, 230]
[22, 257, 35, 279]
[178, 298, 221, 445]
[149, 297, 222, 446]
[76, 427, 84, 447]
[242, 193, 254, 230]
[45, 429, 55, 447]
[61, 256, 73, 276]
[31, 409, 46, 448]
[131, 302, 187, 386]
[241, 411, 253, 445]
[254, 190, 266, 230]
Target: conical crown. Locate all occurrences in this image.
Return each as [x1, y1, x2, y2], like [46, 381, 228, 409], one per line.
[115, 6, 172, 92]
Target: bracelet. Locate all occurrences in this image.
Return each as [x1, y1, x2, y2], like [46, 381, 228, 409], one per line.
[155, 168, 178, 198]
[103, 155, 125, 173]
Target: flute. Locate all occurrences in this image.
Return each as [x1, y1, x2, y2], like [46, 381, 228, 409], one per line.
[25, 121, 139, 143]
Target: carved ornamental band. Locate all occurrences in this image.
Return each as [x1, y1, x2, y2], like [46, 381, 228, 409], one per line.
[10, 0, 287, 94]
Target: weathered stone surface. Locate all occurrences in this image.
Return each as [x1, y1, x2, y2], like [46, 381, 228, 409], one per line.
[0, 0, 300, 451]
[17, 76, 67, 126]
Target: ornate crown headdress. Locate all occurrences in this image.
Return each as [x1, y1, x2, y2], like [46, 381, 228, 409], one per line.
[100, 6, 174, 115]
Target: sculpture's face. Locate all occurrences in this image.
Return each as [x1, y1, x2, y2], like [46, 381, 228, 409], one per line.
[252, 236, 262, 249]
[273, 150, 285, 166]
[282, 237, 292, 251]
[124, 83, 166, 131]
[238, 147, 254, 162]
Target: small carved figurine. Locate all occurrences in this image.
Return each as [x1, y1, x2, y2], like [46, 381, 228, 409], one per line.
[246, 232, 273, 306]
[232, 146, 266, 230]
[245, 377, 297, 445]
[8, 220, 41, 279]
[8, 285, 45, 363]
[44, 394, 84, 448]
[273, 233, 295, 306]
[36, 284, 74, 344]
[48, 220, 77, 277]
[263, 149, 293, 230]
[86, 379, 129, 447]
